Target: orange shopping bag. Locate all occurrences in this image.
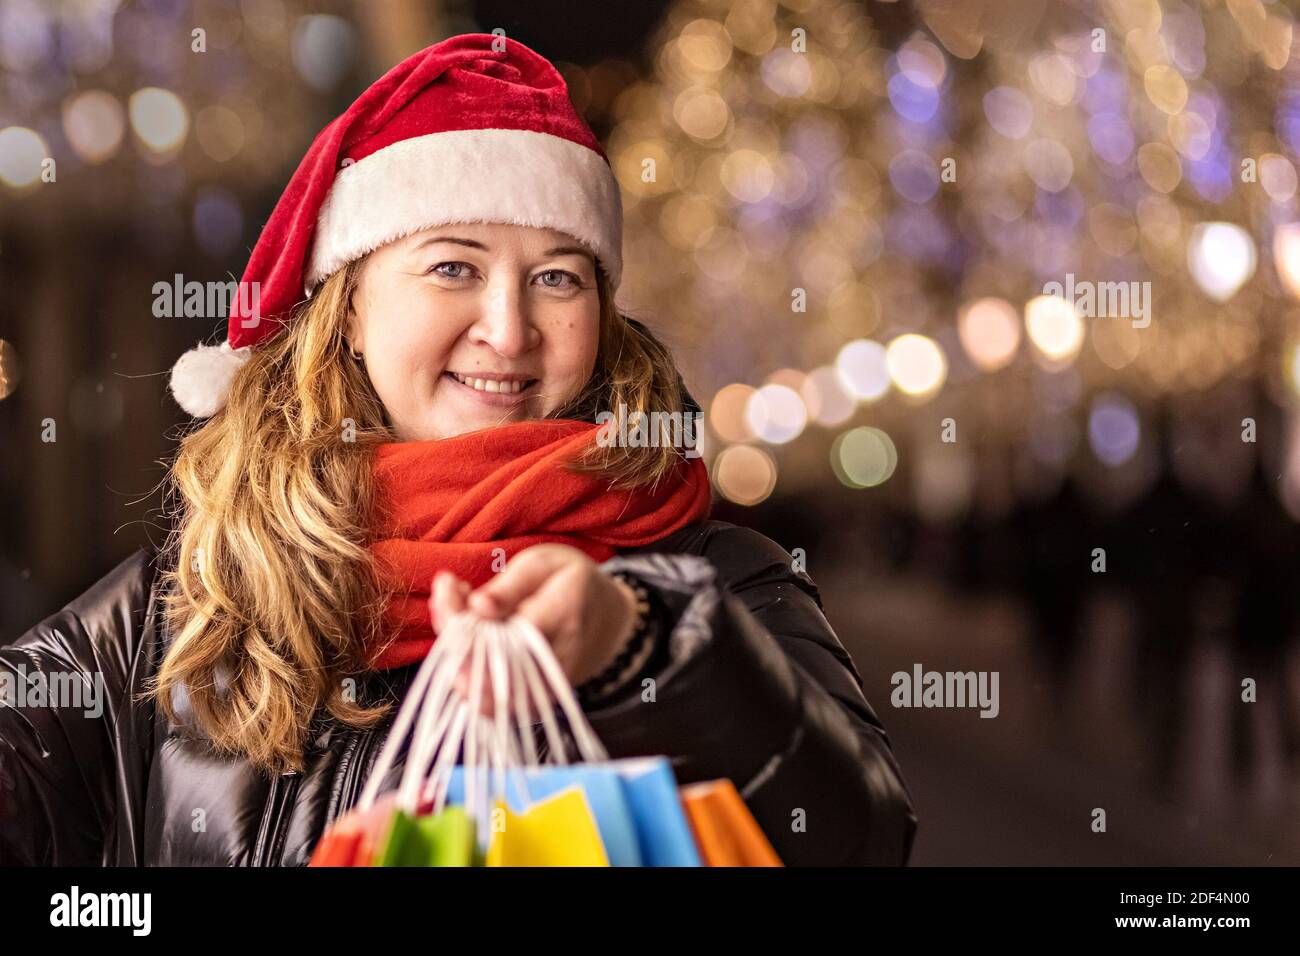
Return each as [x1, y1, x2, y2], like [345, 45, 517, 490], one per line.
[308, 825, 363, 867]
[680, 779, 782, 867]
[309, 793, 397, 867]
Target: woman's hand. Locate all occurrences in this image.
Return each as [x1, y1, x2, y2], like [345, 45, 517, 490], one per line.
[428, 544, 641, 705]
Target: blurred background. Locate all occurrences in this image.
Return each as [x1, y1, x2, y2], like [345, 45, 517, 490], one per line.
[4, 0, 1300, 864]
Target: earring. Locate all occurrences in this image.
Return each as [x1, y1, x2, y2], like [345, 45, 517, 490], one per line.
[348, 341, 363, 361]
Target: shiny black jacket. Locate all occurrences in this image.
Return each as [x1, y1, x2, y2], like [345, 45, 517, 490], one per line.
[0, 520, 916, 866]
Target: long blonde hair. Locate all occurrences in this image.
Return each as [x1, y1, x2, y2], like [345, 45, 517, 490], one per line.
[150, 257, 694, 774]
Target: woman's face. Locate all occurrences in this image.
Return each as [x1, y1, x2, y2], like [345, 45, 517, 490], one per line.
[346, 222, 602, 441]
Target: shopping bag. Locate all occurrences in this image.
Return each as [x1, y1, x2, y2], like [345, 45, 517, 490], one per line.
[313, 611, 776, 868]
[374, 805, 477, 867]
[484, 786, 610, 867]
[347, 612, 613, 866]
[680, 778, 783, 867]
[445, 758, 702, 866]
[446, 763, 642, 866]
[308, 824, 363, 867]
[616, 757, 702, 867]
[309, 793, 397, 867]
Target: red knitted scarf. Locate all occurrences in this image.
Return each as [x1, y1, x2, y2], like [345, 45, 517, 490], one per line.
[368, 418, 713, 669]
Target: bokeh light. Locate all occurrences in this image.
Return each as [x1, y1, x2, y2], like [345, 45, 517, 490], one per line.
[885, 334, 948, 398]
[62, 91, 125, 165]
[745, 383, 808, 445]
[1088, 393, 1142, 467]
[888, 71, 940, 124]
[958, 298, 1022, 372]
[1137, 142, 1183, 192]
[720, 149, 775, 203]
[195, 106, 246, 163]
[1144, 65, 1189, 114]
[836, 339, 890, 401]
[128, 88, 189, 154]
[0, 127, 48, 188]
[1286, 341, 1300, 399]
[1029, 52, 1077, 106]
[1274, 223, 1300, 300]
[1260, 153, 1297, 202]
[760, 47, 812, 98]
[1025, 294, 1085, 365]
[1023, 139, 1074, 192]
[831, 427, 898, 488]
[983, 86, 1033, 138]
[675, 87, 730, 140]
[709, 383, 757, 443]
[291, 15, 356, 91]
[801, 365, 856, 426]
[713, 444, 777, 505]
[0, 340, 21, 400]
[1187, 222, 1256, 302]
[889, 149, 940, 203]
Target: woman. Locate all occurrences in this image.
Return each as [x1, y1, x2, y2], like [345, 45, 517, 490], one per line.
[0, 34, 915, 866]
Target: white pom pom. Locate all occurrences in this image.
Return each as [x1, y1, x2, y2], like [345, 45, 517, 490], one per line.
[169, 341, 251, 417]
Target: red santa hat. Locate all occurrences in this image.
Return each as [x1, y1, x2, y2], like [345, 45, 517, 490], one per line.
[170, 33, 623, 417]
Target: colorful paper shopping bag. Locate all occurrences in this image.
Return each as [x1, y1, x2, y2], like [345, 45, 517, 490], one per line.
[615, 758, 702, 867]
[308, 825, 364, 867]
[446, 759, 702, 866]
[484, 785, 610, 867]
[375, 805, 476, 867]
[309, 794, 397, 867]
[448, 764, 642, 866]
[680, 778, 782, 867]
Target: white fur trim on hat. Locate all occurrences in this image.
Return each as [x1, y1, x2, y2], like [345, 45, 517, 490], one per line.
[169, 340, 252, 417]
[306, 128, 623, 293]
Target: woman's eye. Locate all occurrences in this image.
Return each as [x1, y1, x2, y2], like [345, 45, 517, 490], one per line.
[430, 261, 473, 280]
[536, 269, 580, 290]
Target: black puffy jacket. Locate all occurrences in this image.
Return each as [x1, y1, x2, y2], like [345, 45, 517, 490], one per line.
[0, 519, 916, 866]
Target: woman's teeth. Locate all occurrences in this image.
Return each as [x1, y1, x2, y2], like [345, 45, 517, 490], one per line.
[448, 372, 531, 394]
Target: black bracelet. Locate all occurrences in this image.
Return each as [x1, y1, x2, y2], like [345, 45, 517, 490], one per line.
[576, 571, 659, 707]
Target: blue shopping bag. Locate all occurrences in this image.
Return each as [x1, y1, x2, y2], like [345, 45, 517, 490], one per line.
[614, 757, 702, 867]
[444, 757, 701, 866]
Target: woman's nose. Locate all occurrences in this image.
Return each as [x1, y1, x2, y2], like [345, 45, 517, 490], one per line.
[468, 281, 540, 357]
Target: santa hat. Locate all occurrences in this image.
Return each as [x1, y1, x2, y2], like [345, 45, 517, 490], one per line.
[170, 33, 623, 418]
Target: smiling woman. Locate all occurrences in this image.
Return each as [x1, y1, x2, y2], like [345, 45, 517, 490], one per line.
[0, 33, 916, 867]
[346, 223, 604, 441]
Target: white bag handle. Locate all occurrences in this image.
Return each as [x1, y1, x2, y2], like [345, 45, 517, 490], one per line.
[356, 621, 460, 811]
[510, 617, 607, 763]
[356, 610, 609, 822]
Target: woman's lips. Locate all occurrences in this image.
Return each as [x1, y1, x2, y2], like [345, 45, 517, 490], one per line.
[442, 371, 539, 406]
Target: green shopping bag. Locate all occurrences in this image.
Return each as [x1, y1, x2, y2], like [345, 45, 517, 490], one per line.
[375, 805, 478, 867]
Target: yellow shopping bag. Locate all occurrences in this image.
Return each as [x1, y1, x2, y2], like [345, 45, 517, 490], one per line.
[485, 785, 610, 867]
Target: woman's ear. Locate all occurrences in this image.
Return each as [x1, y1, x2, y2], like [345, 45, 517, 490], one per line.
[345, 287, 364, 355]
[344, 255, 374, 354]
